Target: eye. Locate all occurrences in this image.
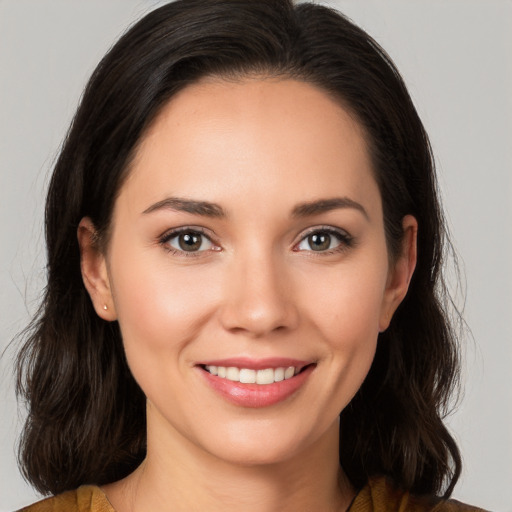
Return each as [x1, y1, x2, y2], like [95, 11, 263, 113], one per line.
[295, 228, 352, 253]
[161, 229, 216, 254]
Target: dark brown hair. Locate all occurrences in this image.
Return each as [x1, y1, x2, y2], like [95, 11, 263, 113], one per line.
[16, 0, 461, 498]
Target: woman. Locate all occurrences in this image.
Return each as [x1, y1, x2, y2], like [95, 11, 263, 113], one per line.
[15, 0, 486, 510]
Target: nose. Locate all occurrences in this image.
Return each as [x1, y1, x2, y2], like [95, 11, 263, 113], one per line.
[219, 251, 299, 337]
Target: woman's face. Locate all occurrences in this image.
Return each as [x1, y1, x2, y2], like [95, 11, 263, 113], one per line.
[81, 78, 415, 467]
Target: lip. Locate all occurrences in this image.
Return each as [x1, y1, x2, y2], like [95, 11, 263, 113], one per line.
[196, 359, 315, 408]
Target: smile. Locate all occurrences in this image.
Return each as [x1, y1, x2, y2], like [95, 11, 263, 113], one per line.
[204, 365, 298, 385]
[198, 359, 315, 408]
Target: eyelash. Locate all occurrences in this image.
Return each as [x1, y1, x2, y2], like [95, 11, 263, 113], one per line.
[159, 227, 219, 257]
[158, 226, 354, 257]
[293, 226, 354, 256]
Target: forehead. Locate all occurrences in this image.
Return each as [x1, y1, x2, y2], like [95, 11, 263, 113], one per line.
[120, 78, 380, 219]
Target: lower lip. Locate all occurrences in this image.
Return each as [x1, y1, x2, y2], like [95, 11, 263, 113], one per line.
[198, 365, 315, 408]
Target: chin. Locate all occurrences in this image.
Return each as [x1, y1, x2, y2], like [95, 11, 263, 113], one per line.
[194, 416, 332, 468]
[207, 440, 302, 468]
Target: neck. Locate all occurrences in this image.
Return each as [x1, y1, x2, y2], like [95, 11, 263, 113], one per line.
[103, 409, 355, 512]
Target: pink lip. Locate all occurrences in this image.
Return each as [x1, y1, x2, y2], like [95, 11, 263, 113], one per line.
[197, 357, 310, 371]
[197, 361, 315, 408]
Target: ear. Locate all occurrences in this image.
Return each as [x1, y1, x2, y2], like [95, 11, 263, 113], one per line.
[77, 217, 117, 321]
[379, 215, 418, 332]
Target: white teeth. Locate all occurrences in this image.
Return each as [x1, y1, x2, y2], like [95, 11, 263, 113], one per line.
[284, 366, 295, 379]
[239, 368, 256, 384]
[204, 365, 300, 385]
[225, 367, 239, 381]
[256, 368, 274, 385]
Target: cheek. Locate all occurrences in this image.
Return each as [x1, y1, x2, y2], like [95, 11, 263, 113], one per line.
[299, 257, 388, 400]
[108, 249, 220, 360]
[302, 259, 388, 341]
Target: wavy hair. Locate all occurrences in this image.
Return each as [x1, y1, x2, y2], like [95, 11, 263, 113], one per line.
[16, 0, 461, 498]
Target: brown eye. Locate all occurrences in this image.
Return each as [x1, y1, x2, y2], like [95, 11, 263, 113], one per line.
[178, 232, 202, 251]
[295, 228, 351, 253]
[166, 230, 214, 253]
[307, 232, 332, 251]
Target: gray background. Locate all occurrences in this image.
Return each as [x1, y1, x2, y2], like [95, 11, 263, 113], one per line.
[1, 1, 511, 510]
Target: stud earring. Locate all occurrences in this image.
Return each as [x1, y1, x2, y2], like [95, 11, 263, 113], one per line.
[103, 305, 108, 311]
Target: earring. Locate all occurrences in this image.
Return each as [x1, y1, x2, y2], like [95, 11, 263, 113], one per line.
[103, 305, 108, 311]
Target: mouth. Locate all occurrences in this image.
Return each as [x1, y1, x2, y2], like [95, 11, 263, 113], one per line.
[201, 364, 307, 385]
[196, 359, 316, 408]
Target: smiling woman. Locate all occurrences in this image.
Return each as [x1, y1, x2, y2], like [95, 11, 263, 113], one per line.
[78, 79, 413, 485]
[14, 1, 487, 511]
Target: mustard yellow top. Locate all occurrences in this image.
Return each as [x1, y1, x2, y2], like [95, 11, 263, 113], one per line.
[18, 476, 487, 512]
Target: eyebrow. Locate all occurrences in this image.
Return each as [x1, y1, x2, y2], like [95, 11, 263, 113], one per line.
[291, 197, 369, 220]
[142, 197, 226, 218]
[142, 195, 368, 220]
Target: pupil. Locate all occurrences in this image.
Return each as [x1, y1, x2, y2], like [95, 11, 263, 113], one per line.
[179, 233, 201, 251]
[309, 233, 330, 251]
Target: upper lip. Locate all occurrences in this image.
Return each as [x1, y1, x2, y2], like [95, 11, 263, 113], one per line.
[196, 357, 312, 371]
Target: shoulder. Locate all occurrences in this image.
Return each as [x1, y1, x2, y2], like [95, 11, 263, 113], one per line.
[17, 485, 115, 512]
[349, 476, 489, 512]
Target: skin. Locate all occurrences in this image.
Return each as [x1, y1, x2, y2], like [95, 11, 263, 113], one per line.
[79, 78, 417, 512]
